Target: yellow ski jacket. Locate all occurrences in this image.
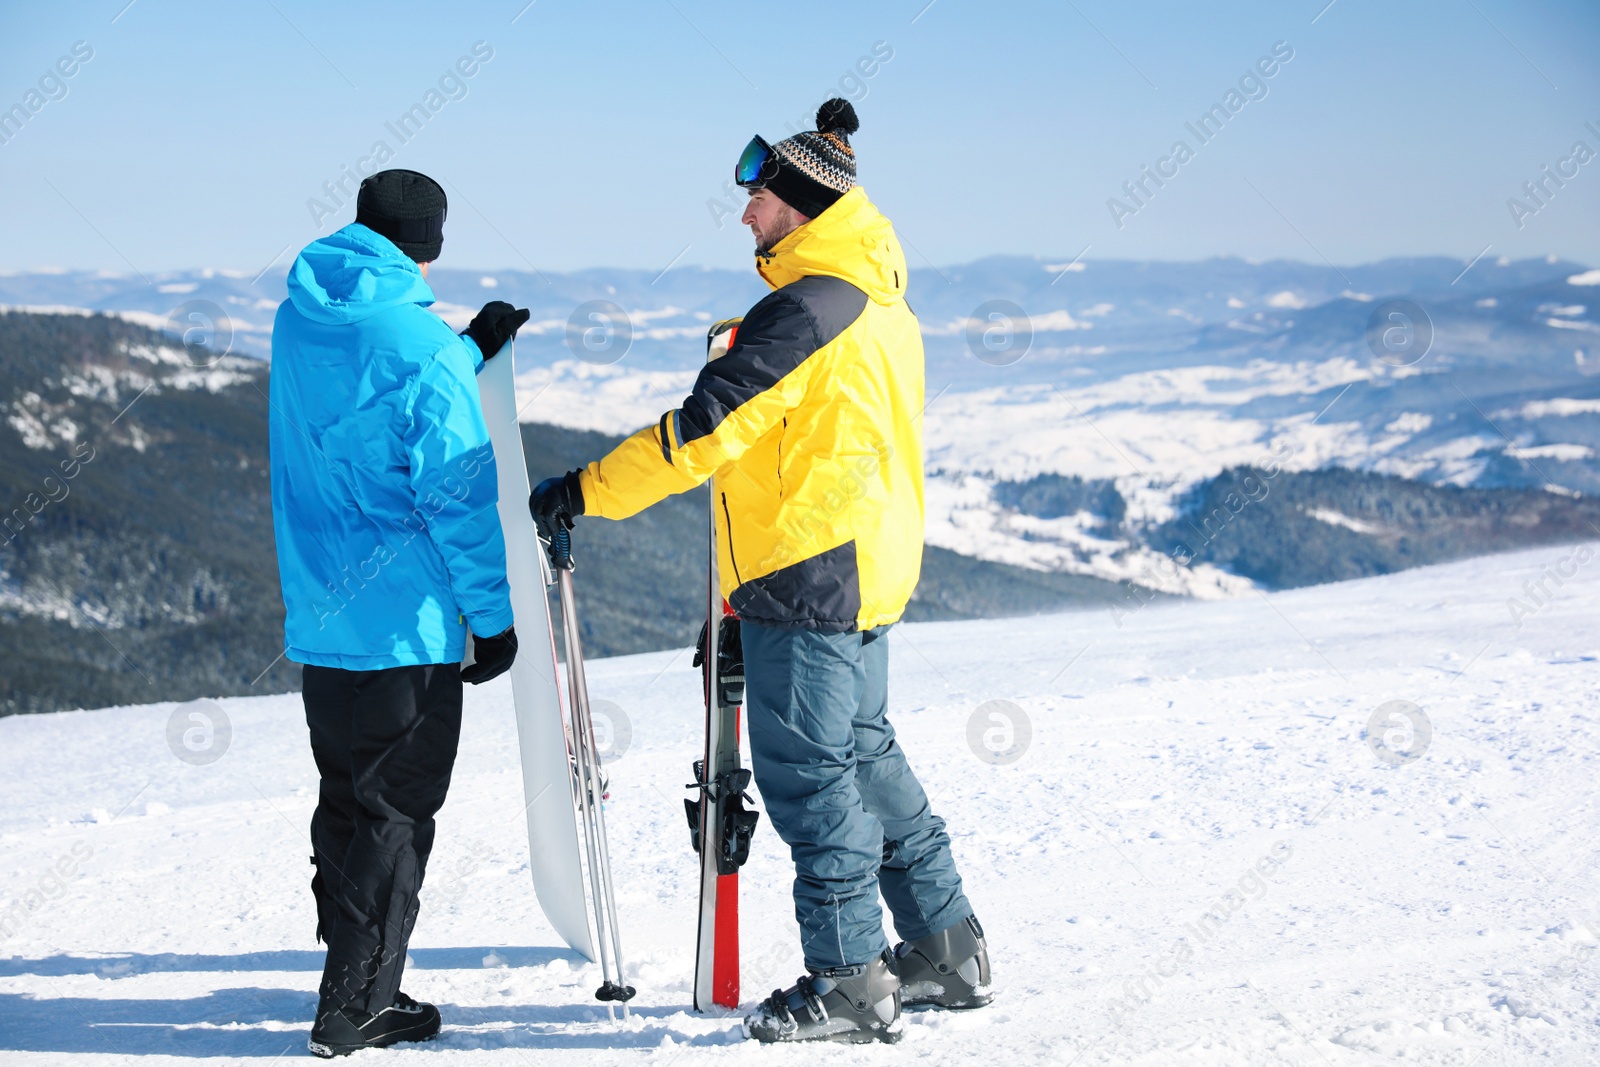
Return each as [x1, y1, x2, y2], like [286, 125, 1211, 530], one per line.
[578, 186, 925, 632]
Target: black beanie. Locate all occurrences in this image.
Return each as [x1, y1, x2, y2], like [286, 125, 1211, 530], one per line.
[765, 99, 859, 220]
[356, 169, 447, 263]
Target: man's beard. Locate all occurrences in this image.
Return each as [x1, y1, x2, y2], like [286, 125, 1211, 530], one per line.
[755, 205, 806, 253]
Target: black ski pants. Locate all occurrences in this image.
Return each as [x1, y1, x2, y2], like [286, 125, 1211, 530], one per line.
[303, 662, 463, 1017]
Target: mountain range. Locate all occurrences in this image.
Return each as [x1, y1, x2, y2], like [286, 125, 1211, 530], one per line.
[3, 251, 1598, 713]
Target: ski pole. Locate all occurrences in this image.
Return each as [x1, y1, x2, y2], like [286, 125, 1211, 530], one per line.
[551, 529, 626, 1016]
[549, 526, 636, 1016]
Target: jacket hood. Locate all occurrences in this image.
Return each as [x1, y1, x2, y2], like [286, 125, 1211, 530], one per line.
[285, 223, 436, 325]
[756, 186, 909, 306]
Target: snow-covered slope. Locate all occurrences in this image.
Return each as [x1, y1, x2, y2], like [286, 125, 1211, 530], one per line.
[2, 547, 1596, 1064]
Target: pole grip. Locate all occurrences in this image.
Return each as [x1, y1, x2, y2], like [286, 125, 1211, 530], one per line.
[551, 525, 574, 571]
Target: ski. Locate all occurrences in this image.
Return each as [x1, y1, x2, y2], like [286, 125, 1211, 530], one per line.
[687, 318, 760, 1012]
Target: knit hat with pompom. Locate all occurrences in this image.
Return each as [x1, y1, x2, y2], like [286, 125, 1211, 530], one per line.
[765, 99, 860, 220]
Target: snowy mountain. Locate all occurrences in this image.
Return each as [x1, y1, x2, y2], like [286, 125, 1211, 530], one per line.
[0, 311, 297, 716]
[9, 255, 1598, 594]
[2, 548, 1596, 1063]
[0, 311, 1146, 715]
[487, 255, 1600, 595]
[7, 252, 1600, 711]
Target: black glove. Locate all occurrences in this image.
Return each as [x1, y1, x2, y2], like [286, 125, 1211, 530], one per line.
[529, 470, 585, 542]
[462, 300, 531, 361]
[462, 625, 517, 685]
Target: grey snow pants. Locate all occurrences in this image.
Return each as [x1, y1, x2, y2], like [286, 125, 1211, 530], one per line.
[741, 620, 973, 971]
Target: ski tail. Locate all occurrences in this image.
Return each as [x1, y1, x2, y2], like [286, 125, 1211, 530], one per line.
[712, 872, 740, 1007]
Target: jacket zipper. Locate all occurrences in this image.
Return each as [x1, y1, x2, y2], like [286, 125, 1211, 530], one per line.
[720, 492, 744, 585]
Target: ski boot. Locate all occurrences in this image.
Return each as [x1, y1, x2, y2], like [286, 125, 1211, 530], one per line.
[308, 991, 441, 1058]
[744, 950, 902, 1044]
[894, 914, 992, 1010]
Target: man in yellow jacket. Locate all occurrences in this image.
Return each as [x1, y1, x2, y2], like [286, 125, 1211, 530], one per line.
[531, 99, 990, 1044]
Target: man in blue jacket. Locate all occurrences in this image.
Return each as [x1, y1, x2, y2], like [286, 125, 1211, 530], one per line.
[269, 168, 528, 1057]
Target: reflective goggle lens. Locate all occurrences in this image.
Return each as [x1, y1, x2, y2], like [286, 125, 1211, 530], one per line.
[736, 135, 775, 188]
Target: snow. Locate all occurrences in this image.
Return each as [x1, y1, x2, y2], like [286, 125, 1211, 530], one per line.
[2, 547, 1597, 1064]
[515, 359, 696, 435]
[910, 358, 1393, 576]
[429, 302, 479, 331]
[1505, 444, 1594, 462]
[922, 471, 1251, 597]
[1302, 506, 1384, 535]
[1546, 317, 1599, 333]
[1027, 309, 1092, 332]
[1506, 398, 1600, 419]
[0, 303, 107, 318]
[503, 347, 1567, 593]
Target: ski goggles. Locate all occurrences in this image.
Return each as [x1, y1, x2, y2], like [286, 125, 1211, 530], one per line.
[734, 135, 781, 189]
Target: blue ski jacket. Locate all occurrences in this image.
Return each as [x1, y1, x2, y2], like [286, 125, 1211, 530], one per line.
[269, 223, 513, 670]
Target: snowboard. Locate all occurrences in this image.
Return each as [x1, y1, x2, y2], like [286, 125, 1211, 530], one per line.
[688, 319, 760, 1011]
[475, 339, 597, 963]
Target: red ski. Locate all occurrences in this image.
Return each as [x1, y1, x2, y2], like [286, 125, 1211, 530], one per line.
[687, 319, 759, 1011]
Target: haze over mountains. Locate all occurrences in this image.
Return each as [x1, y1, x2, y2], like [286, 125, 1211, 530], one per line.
[3, 252, 1590, 373]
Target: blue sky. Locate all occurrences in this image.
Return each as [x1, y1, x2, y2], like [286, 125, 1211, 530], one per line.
[0, 0, 1596, 274]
